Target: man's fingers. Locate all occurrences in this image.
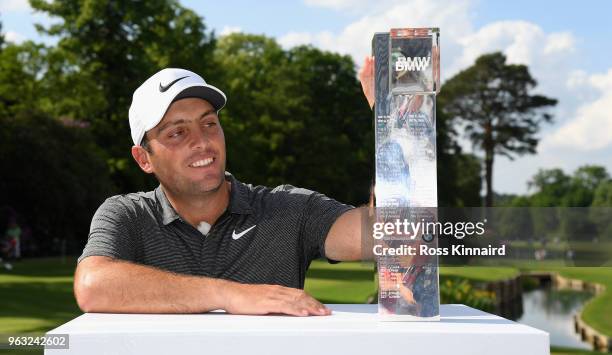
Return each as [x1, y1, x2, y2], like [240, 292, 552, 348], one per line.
[289, 289, 329, 315]
[230, 284, 330, 317]
[303, 296, 329, 316]
[277, 287, 330, 316]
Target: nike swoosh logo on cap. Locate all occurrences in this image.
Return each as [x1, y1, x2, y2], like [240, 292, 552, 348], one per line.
[232, 225, 256, 240]
[159, 76, 189, 92]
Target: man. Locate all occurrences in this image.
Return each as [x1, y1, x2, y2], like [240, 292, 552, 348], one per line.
[75, 59, 376, 316]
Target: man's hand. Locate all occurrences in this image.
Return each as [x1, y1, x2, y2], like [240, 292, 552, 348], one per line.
[358, 55, 375, 109]
[222, 282, 331, 316]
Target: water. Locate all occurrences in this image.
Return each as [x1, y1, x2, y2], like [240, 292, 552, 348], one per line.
[516, 288, 594, 350]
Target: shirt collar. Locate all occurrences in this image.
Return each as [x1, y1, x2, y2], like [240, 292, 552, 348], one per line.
[154, 171, 252, 226]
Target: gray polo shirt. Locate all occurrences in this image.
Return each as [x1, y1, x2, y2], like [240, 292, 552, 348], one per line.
[78, 172, 353, 289]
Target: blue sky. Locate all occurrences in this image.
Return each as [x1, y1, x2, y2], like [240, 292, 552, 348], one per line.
[2, 0, 612, 195]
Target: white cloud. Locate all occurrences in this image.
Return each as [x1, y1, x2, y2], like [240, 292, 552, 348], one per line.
[290, 1, 576, 84]
[304, 0, 371, 11]
[543, 69, 612, 151]
[544, 32, 574, 54]
[566, 70, 588, 89]
[278, 31, 314, 48]
[0, 0, 29, 12]
[293, 0, 612, 193]
[3, 30, 25, 43]
[453, 21, 575, 70]
[287, 0, 473, 73]
[219, 26, 242, 36]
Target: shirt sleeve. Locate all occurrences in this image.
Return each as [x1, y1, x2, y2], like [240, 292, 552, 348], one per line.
[299, 189, 354, 263]
[77, 196, 139, 264]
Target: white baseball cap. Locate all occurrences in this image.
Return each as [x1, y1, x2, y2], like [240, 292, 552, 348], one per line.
[128, 68, 227, 146]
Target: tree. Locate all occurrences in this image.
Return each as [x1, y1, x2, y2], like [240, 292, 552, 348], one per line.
[0, 21, 4, 48]
[0, 110, 113, 255]
[591, 179, 612, 239]
[0, 41, 47, 117]
[592, 180, 612, 207]
[283, 44, 373, 204]
[214, 34, 373, 204]
[527, 168, 571, 206]
[524, 168, 570, 239]
[511, 166, 611, 244]
[441, 52, 557, 206]
[436, 96, 482, 207]
[30, 0, 217, 192]
[563, 165, 609, 207]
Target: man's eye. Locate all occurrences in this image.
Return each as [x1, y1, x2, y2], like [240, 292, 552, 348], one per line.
[204, 122, 217, 128]
[169, 130, 184, 138]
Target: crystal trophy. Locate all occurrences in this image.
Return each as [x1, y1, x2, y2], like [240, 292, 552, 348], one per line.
[373, 28, 440, 320]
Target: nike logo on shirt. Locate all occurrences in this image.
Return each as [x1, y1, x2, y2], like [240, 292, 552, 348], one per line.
[232, 225, 256, 240]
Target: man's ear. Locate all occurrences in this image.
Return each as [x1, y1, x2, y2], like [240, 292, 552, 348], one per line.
[131, 146, 154, 174]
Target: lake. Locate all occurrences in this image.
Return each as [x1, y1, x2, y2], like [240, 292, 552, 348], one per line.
[516, 287, 594, 350]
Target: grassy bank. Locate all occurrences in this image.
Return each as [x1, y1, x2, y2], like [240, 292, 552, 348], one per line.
[0, 257, 608, 355]
[0, 257, 79, 334]
[439, 263, 612, 338]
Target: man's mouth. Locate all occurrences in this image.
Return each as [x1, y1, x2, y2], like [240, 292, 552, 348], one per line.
[188, 157, 215, 168]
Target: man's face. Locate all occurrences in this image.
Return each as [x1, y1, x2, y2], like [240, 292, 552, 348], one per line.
[138, 98, 226, 197]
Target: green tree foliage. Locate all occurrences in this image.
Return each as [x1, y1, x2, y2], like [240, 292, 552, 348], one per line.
[506, 166, 612, 243]
[0, 21, 4, 48]
[441, 52, 557, 206]
[215, 34, 373, 204]
[560, 166, 610, 243]
[591, 180, 612, 238]
[0, 33, 112, 254]
[0, 111, 113, 254]
[563, 165, 609, 207]
[527, 165, 609, 207]
[527, 168, 571, 207]
[592, 180, 612, 207]
[2, 6, 558, 256]
[436, 97, 482, 207]
[0, 42, 47, 117]
[29, 0, 217, 191]
[284, 45, 373, 204]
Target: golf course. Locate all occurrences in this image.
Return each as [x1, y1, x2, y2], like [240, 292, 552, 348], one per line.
[1, 257, 610, 354]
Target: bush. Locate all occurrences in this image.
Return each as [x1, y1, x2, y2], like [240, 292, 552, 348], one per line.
[440, 278, 496, 312]
[0, 112, 114, 255]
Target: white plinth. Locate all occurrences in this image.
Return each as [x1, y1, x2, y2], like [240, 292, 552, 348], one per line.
[45, 304, 549, 355]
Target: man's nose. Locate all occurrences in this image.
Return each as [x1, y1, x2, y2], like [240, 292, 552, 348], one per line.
[190, 127, 210, 150]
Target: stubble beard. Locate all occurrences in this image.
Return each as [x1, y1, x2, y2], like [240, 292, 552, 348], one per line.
[172, 167, 226, 198]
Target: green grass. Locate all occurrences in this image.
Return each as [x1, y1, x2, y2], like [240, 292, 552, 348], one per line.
[438, 262, 612, 338]
[439, 266, 519, 282]
[304, 260, 376, 303]
[0, 258, 80, 334]
[522, 266, 612, 337]
[0, 257, 609, 355]
[550, 346, 605, 355]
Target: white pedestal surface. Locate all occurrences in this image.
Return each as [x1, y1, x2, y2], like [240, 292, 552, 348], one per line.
[45, 304, 549, 355]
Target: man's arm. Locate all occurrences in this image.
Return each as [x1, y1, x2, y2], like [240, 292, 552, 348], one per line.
[324, 57, 376, 261]
[324, 208, 369, 261]
[74, 256, 330, 316]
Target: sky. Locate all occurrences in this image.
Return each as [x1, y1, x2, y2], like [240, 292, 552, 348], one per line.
[1, 0, 612, 195]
